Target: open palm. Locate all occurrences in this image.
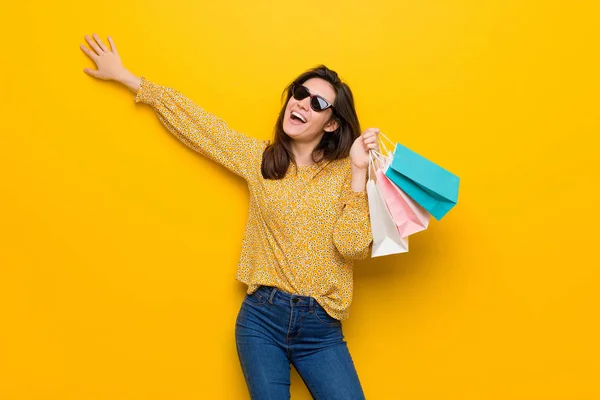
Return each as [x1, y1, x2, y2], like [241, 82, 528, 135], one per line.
[80, 33, 126, 81]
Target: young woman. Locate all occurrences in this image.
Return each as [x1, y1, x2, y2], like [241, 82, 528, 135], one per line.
[81, 33, 380, 399]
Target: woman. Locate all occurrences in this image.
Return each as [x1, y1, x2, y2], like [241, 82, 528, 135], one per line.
[80, 33, 380, 399]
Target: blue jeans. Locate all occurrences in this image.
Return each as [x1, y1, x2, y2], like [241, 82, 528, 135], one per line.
[235, 285, 366, 400]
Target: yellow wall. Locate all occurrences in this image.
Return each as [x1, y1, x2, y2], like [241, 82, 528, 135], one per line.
[2, 0, 599, 398]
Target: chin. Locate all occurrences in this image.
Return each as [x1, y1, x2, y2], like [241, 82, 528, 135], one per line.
[282, 122, 305, 138]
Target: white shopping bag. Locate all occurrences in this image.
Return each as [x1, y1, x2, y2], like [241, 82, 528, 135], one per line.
[367, 152, 409, 258]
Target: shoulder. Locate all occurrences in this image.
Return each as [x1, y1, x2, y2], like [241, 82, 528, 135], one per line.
[247, 138, 270, 159]
[326, 156, 352, 172]
[328, 157, 353, 181]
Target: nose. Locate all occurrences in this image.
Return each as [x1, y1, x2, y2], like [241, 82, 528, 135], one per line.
[297, 96, 310, 111]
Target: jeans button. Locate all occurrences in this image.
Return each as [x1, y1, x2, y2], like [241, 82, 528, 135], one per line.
[292, 298, 299, 303]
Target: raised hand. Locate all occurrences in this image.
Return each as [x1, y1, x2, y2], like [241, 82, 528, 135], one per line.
[80, 33, 127, 81]
[350, 128, 381, 170]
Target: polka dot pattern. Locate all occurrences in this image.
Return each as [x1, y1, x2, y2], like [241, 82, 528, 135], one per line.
[135, 76, 373, 320]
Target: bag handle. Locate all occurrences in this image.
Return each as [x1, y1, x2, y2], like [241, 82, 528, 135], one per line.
[368, 151, 373, 181]
[377, 132, 395, 157]
[368, 150, 378, 182]
[371, 149, 388, 164]
[369, 149, 390, 181]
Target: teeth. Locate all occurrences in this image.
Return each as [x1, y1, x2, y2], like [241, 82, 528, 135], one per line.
[292, 111, 306, 123]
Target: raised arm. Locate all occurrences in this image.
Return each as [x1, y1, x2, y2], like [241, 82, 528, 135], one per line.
[132, 76, 265, 180]
[80, 34, 266, 181]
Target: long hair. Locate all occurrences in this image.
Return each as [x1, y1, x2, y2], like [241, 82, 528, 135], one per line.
[261, 65, 361, 179]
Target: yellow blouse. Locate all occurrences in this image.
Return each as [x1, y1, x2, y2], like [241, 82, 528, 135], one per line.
[134, 76, 373, 320]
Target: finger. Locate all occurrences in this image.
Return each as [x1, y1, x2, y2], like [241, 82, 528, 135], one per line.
[85, 34, 103, 55]
[362, 128, 380, 137]
[364, 135, 378, 143]
[80, 44, 97, 60]
[93, 33, 109, 53]
[107, 36, 118, 54]
[365, 131, 381, 143]
[83, 68, 100, 78]
[364, 137, 379, 147]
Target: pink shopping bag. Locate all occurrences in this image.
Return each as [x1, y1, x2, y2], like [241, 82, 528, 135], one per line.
[375, 165, 431, 238]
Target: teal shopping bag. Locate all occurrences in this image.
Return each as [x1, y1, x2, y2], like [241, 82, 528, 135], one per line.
[384, 143, 460, 220]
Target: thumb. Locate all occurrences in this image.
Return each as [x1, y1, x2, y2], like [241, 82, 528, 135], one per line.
[83, 68, 100, 78]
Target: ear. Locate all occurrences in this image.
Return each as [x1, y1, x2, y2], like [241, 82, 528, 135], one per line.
[323, 117, 339, 133]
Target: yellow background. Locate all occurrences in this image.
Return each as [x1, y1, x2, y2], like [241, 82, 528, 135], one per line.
[2, 0, 599, 398]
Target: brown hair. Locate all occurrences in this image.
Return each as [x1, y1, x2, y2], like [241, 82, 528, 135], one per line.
[261, 65, 361, 179]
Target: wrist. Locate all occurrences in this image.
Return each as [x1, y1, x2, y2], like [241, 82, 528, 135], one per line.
[350, 165, 368, 192]
[351, 163, 368, 172]
[117, 69, 141, 93]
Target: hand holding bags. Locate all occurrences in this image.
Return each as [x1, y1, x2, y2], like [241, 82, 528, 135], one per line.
[365, 132, 460, 258]
[366, 152, 409, 257]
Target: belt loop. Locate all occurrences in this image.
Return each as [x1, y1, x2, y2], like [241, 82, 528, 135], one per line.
[309, 297, 314, 312]
[268, 287, 277, 304]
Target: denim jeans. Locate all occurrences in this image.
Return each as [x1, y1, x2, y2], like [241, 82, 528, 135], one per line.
[235, 285, 366, 400]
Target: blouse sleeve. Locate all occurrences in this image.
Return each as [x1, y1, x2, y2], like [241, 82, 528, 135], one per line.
[332, 171, 373, 260]
[134, 76, 266, 181]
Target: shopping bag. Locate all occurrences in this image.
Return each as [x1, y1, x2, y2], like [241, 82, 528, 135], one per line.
[379, 134, 460, 220]
[373, 152, 430, 237]
[367, 152, 409, 257]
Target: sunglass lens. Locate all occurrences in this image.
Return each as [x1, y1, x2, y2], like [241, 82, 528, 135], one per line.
[292, 84, 332, 112]
[312, 96, 330, 111]
[292, 84, 310, 101]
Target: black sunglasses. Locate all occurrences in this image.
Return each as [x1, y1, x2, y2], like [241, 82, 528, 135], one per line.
[291, 83, 335, 112]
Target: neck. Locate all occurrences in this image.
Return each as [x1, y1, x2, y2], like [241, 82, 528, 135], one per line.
[290, 134, 325, 166]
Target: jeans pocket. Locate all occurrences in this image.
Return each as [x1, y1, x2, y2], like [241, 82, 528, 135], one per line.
[312, 304, 341, 326]
[244, 290, 268, 306]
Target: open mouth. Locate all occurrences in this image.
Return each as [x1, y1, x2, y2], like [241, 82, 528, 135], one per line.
[290, 111, 307, 124]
